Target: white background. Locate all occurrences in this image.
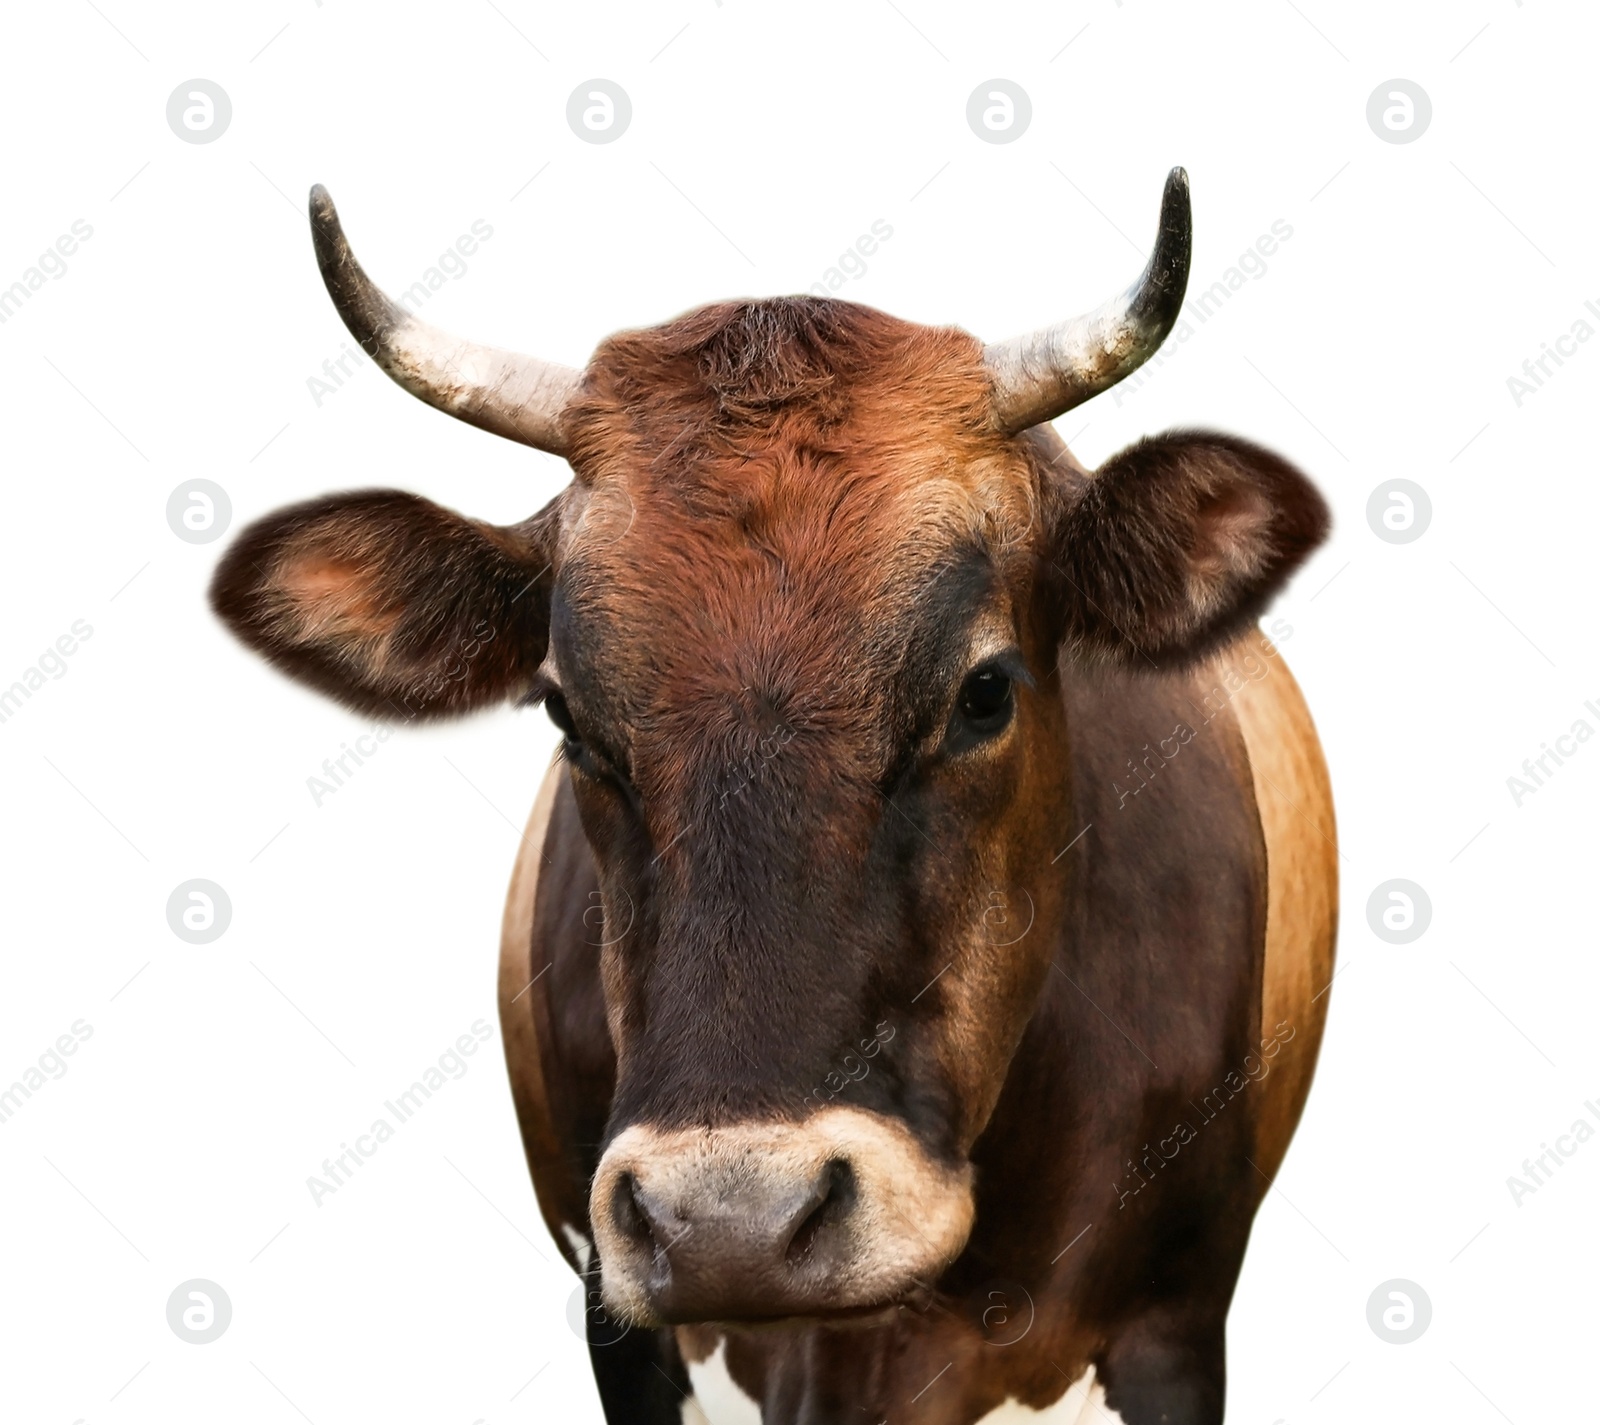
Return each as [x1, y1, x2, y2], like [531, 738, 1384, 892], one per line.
[1, 2, 1593, 1421]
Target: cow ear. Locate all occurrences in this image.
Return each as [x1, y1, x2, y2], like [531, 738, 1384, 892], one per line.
[209, 489, 558, 721]
[1050, 431, 1328, 668]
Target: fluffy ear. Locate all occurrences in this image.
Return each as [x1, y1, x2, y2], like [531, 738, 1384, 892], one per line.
[209, 489, 558, 721]
[1051, 431, 1329, 668]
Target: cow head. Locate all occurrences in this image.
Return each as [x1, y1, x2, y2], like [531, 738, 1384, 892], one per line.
[211, 173, 1328, 1326]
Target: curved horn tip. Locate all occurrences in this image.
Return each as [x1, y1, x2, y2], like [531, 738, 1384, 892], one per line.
[307, 183, 338, 232]
[982, 167, 1195, 432]
[300, 184, 580, 457]
[307, 185, 349, 260]
[304, 184, 399, 356]
[1158, 166, 1191, 256]
[1134, 167, 1193, 317]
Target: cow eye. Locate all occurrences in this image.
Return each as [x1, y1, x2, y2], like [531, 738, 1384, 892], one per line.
[544, 691, 582, 749]
[544, 692, 636, 797]
[956, 665, 1015, 735]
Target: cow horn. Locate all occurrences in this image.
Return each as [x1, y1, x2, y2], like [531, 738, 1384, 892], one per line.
[308, 185, 581, 456]
[983, 167, 1192, 433]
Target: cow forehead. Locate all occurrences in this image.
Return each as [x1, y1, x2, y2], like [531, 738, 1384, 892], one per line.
[547, 297, 1040, 751]
[561, 454, 1027, 635]
[551, 479, 1021, 791]
[559, 295, 1033, 558]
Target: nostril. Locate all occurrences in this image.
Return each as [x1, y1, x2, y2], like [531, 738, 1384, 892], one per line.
[613, 1172, 657, 1251]
[784, 1157, 857, 1267]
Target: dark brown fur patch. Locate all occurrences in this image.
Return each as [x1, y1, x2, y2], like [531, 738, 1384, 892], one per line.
[1052, 430, 1330, 669]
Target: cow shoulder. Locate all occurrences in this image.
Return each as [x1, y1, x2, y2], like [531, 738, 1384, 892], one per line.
[1059, 646, 1267, 1074]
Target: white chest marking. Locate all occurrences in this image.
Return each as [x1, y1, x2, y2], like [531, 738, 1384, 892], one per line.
[684, 1338, 763, 1425]
[559, 1223, 593, 1275]
[682, 1348, 1120, 1425]
[975, 1365, 1123, 1423]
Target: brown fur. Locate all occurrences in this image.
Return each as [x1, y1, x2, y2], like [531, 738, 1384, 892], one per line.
[553, 299, 1037, 791]
[211, 293, 1338, 1425]
[498, 629, 1338, 1423]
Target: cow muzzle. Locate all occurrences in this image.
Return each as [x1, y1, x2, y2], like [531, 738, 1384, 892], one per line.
[590, 1106, 975, 1326]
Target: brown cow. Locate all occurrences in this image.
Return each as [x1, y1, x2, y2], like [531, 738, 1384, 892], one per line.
[211, 171, 1337, 1424]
